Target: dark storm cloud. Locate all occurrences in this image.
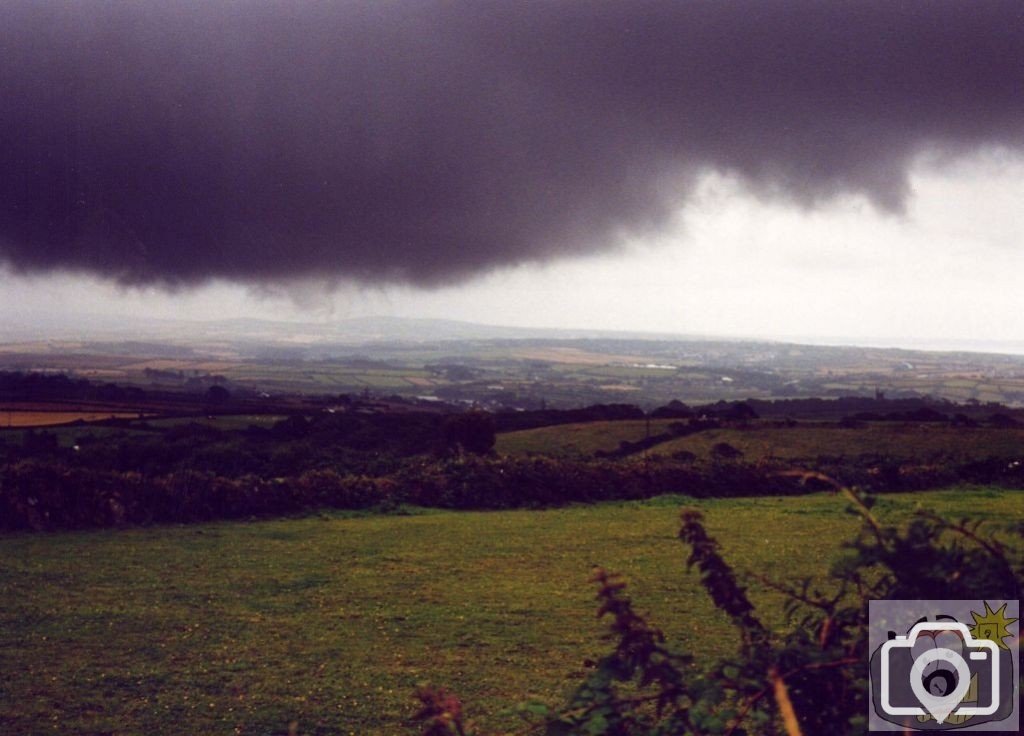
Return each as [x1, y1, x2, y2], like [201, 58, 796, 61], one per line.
[1, 1, 1022, 286]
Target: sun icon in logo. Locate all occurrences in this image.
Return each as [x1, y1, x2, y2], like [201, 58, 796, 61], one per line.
[969, 601, 1018, 651]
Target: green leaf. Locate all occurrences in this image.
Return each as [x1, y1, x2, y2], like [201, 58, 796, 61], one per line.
[520, 701, 550, 716]
[584, 714, 609, 734]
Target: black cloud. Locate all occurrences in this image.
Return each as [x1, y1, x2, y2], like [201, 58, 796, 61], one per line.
[1, 1, 1022, 286]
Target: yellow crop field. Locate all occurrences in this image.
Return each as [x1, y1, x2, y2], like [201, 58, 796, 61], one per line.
[0, 411, 146, 427]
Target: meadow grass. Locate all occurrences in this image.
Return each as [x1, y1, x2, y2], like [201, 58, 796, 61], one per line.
[495, 419, 681, 457]
[497, 420, 1024, 462]
[0, 488, 1020, 735]
[650, 424, 1024, 462]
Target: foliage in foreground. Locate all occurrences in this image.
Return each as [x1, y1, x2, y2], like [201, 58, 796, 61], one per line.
[414, 485, 1023, 735]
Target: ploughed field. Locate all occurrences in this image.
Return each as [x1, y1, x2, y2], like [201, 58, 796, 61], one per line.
[1, 489, 1020, 735]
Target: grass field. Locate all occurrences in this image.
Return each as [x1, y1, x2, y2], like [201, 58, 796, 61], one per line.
[495, 419, 681, 457]
[1, 488, 1020, 735]
[650, 424, 1024, 462]
[497, 420, 1024, 462]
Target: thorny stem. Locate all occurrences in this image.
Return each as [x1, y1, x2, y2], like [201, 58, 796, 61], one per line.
[839, 486, 886, 545]
[770, 667, 802, 736]
[768, 469, 887, 545]
[748, 571, 841, 613]
[917, 509, 1008, 559]
[722, 658, 859, 736]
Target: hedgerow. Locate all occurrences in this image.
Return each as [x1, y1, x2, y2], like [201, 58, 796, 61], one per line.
[2, 454, 1021, 531]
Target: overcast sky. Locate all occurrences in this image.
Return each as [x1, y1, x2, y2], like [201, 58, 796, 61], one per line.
[1, 2, 1022, 349]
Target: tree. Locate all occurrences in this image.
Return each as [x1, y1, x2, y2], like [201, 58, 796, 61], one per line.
[711, 441, 743, 460]
[442, 411, 496, 455]
[204, 384, 230, 405]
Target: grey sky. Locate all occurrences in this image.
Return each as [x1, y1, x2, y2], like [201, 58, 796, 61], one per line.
[3, 152, 1022, 349]
[1, 2, 1023, 350]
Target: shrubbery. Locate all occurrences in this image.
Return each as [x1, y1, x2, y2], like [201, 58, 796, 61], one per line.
[3, 450, 1023, 532]
[0, 455, 820, 531]
[414, 485, 1024, 735]
[0, 461, 394, 531]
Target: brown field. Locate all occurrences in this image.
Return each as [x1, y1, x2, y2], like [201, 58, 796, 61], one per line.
[508, 347, 648, 365]
[405, 376, 435, 386]
[1, 401, 145, 412]
[0, 401, 162, 412]
[0, 411, 150, 427]
[0, 342, 56, 353]
[77, 369, 129, 378]
[122, 359, 195, 371]
[194, 361, 242, 371]
[122, 359, 240, 372]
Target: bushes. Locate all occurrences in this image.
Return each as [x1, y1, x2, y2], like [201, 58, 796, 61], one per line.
[292, 469, 392, 509]
[0, 457, 669, 530]
[710, 442, 743, 460]
[815, 454, 1024, 493]
[414, 485, 1024, 736]
[0, 454, 852, 531]
[395, 456, 802, 510]
[0, 461, 131, 531]
[3, 451, 1022, 532]
[400, 457, 664, 509]
[441, 411, 496, 456]
[0, 463, 400, 531]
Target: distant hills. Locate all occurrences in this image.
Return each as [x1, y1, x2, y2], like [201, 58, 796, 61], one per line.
[2, 312, 1024, 375]
[0, 313, 718, 346]
[3, 313, 1024, 407]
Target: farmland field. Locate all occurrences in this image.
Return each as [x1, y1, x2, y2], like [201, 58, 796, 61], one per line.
[649, 423, 1024, 461]
[0, 410, 149, 427]
[0, 488, 1019, 735]
[497, 420, 1024, 461]
[495, 419, 681, 457]
[5, 332, 1024, 407]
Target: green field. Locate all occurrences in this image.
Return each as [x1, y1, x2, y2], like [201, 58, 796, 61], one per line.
[0, 415, 288, 449]
[495, 419, 681, 457]
[497, 420, 1024, 462]
[651, 424, 1024, 462]
[1, 489, 1020, 735]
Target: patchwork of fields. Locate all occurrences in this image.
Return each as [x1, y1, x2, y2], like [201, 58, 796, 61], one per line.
[6, 334, 1024, 409]
[1, 489, 1019, 735]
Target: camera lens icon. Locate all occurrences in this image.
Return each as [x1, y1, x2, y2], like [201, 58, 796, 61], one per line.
[908, 646, 971, 724]
[880, 621, 1000, 725]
